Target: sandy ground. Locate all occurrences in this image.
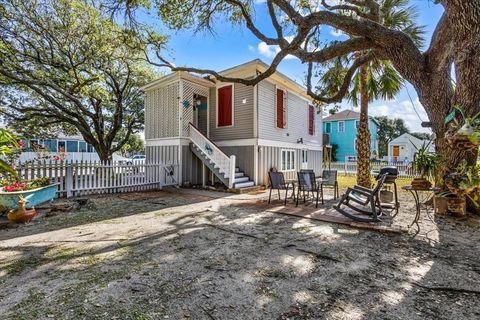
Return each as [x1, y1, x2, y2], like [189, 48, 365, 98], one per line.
[0, 187, 479, 320]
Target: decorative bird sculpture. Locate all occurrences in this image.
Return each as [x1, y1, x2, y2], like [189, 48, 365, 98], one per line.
[7, 196, 37, 223]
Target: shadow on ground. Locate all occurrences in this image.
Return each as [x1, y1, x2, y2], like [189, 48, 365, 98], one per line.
[0, 187, 479, 319]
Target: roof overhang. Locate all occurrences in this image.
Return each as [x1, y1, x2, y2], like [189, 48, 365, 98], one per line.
[140, 71, 215, 92]
[217, 59, 312, 101]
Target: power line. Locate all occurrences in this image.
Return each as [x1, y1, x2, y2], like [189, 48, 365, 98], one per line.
[404, 84, 425, 123]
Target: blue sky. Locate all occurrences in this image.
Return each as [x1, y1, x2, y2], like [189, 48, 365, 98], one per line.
[143, 0, 444, 133]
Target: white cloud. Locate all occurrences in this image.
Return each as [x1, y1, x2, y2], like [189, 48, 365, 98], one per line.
[360, 98, 432, 133]
[248, 45, 255, 52]
[330, 27, 345, 37]
[255, 36, 298, 60]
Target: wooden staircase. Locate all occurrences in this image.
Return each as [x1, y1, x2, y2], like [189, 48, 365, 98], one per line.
[189, 123, 255, 190]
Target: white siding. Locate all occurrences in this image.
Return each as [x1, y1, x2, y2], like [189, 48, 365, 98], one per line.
[144, 82, 180, 139]
[257, 81, 322, 147]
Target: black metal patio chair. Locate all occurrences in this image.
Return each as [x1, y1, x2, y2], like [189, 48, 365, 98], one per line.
[296, 170, 320, 208]
[333, 174, 387, 222]
[319, 170, 339, 204]
[268, 171, 291, 205]
[375, 166, 400, 215]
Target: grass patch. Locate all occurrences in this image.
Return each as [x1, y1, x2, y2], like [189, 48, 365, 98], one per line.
[337, 175, 413, 190]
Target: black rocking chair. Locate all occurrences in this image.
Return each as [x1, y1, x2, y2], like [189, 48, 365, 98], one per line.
[333, 174, 387, 222]
[296, 171, 320, 208]
[319, 170, 339, 204]
[268, 171, 291, 205]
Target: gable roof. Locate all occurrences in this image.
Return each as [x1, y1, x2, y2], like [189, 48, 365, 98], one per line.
[389, 133, 424, 147]
[323, 110, 379, 125]
[217, 59, 311, 100]
[323, 110, 360, 121]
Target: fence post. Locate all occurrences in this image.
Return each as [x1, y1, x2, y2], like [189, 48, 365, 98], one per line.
[66, 163, 74, 198]
[344, 162, 347, 176]
[229, 155, 236, 189]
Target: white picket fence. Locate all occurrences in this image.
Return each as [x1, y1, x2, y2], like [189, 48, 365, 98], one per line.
[15, 160, 179, 198]
[328, 161, 418, 178]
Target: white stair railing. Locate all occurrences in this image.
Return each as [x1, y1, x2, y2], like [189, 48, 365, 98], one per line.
[189, 123, 235, 188]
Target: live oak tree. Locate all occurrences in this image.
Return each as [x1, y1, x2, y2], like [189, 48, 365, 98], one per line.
[0, 0, 159, 161]
[113, 0, 479, 181]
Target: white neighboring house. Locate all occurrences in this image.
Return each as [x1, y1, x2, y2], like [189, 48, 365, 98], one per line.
[388, 133, 434, 163]
[18, 135, 129, 163]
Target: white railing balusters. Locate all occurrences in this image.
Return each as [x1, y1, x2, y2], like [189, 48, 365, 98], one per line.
[189, 123, 234, 183]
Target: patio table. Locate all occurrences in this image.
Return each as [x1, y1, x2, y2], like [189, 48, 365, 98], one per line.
[402, 185, 440, 233]
[285, 176, 324, 203]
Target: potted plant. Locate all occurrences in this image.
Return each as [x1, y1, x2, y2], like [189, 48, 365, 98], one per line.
[446, 106, 480, 149]
[0, 129, 58, 216]
[411, 140, 438, 189]
[435, 160, 480, 216]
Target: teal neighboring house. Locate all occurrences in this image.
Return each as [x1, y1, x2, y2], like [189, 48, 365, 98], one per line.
[323, 110, 379, 162]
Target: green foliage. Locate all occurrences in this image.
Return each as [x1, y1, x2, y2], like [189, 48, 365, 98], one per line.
[0, 128, 20, 177]
[0, 0, 160, 161]
[412, 140, 438, 179]
[375, 116, 410, 157]
[452, 106, 480, 144]
[116, 133, 145, 157]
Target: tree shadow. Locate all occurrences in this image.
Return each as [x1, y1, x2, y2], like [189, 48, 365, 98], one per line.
[0, 188, 479, 319]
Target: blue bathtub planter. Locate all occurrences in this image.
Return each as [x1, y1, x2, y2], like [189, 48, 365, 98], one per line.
[0, 184, 59, 210]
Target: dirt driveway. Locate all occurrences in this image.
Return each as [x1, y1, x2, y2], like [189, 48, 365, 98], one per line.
[0, 188, 479, 319]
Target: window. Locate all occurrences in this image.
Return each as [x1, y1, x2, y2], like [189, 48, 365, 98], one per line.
[338, 121, 345, 132]
[308, 105, 315, 135]
[355, 120, 360, 128]
[217, 85, 233, 127]
[354, 138, 358, 152]
[276, 88, 286, 129]
[44, 139, 57, 152]
[302, 150, 308, 163]
[58, 141, 66, 152]
[79, 141, 87, 152]
[67, 140, 78, 152]
[281, 149, 296, 171]
[325, 122, 331, 133]
[87, 144, 94, 153]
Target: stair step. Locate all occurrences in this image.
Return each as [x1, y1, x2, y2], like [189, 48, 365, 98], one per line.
[233, 181, 255, 189]
[234, 176, 249, 183]
[234, 172, 244, 178]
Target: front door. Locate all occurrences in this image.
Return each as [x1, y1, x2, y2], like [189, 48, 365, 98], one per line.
[392, 145, 400, 161]
[194, 94, 208, 136]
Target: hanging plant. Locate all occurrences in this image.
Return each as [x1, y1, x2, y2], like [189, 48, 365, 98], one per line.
[446, 106, 480, 149]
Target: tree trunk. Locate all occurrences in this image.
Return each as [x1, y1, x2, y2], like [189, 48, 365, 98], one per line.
[356, 65, 372, 188]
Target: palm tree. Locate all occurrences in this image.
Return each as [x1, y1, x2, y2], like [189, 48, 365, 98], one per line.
[317, 0, 423, 187]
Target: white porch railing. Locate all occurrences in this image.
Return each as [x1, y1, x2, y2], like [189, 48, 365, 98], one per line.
[15, 160, 179, 198]
[189, 123, 236, 188]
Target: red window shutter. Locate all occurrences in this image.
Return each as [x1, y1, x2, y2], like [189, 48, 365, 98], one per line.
[218, 85, 232, 127]
[276, 89, 285, 128]
[308, 105, 315, 135]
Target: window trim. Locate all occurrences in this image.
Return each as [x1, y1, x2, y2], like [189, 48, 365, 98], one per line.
[215, 83, 235, 128]
[355, 120, 360, 129]
[338, 121, 345, 133]
[281, 149, 296, 172]
[275, 86, 287, 129]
